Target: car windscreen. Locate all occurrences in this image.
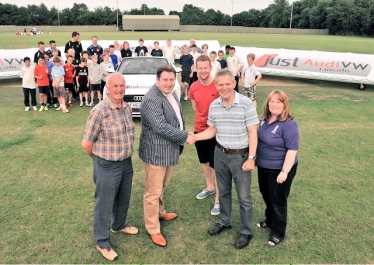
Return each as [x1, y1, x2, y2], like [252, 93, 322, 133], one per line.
[118, 58, 170, 75]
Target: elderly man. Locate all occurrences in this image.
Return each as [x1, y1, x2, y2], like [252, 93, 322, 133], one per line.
[82, 73, 138, 261]
[139, 65, 195, 247]
[193, 69, 259, 249]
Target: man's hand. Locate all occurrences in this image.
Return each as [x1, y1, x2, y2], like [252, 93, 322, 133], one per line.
[186, 133, 196, 145]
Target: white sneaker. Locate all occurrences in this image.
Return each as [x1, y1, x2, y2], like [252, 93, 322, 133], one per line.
[25, 107, 30, 111]
[85, 102, 89, 106]
[184, 95, 188, 101]
[211, 202, 220, 216]
[89, 102, 94, 107]
[79, 102, 83, 107]
[33, 106, 38, 111]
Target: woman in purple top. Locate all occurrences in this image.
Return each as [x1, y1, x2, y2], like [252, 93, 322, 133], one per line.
[256, 90, 299, 246]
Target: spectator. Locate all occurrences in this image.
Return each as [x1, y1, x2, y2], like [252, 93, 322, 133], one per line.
[226, 47, 244, 93]
[51, 57, 69, 113]
[241, 53, 262, 107]
[135, 38, 148, 56]
[20, 57, 37, 111]
[33, 41, 45, 64]
[64, 31, 83, 65]
[46, 40, 61, 58]
[209, 51, 221, 78]
[120, 41, 132, 58]
[217, 50, 228, 69]
[87, 35, 104, 64]
[179, 44, 194, 101]
[34, 56, 50, 111]
[151, 41, 163, 57]
[163, 39, 176, 64]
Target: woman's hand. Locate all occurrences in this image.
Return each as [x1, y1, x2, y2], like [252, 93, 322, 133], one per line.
[277, 171, 288, 184]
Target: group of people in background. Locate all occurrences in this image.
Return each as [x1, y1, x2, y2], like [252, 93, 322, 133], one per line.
[77, 35, 300, 261]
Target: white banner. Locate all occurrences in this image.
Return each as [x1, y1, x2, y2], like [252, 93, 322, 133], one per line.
[1, 40, 373, 85]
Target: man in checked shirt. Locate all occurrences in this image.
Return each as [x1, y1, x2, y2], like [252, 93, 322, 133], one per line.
[82, 73, 138, 261]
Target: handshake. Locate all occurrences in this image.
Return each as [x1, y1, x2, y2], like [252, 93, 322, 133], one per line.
[186, 132, 197, 146]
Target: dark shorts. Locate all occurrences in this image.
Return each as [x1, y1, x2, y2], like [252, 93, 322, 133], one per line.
[38, 86, 49, 94]
[65, 83, 75, 92]
[194, 132, 216, 168]
[78, 83, 89, 93]
[181, 71, 191, 83]
[90, 83, 101, 91]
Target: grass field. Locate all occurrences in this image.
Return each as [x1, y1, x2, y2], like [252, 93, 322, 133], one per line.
[1, 32, 374, 263]
[1, 31, 374, 54]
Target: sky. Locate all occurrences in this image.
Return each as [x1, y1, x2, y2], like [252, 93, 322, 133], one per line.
[2, 0, 275, 16]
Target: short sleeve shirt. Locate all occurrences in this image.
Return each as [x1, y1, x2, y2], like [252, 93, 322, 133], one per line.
[83, 98, 135, 161]
[51, 65, 65, 87]
[242, 64, 261, 87]
[256, 119, 299, 169]
[208, 92, 259, 149]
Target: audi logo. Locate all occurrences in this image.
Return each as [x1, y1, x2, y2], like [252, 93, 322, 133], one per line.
[133, 96, 144, 101]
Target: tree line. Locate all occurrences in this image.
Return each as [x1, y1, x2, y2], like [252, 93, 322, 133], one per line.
[1, 0, 373, 36]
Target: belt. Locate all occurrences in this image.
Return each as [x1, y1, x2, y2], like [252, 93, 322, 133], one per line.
[216, 143, 248, 155]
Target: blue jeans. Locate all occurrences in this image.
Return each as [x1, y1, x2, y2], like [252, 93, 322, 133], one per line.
[214, 147, 253, 235]
[93, 156, 134, 248]
[257, 163, 298, 239]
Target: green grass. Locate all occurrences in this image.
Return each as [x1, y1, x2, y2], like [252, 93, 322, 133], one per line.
[1, 76, 373, 263]
[1, 32, 374, 263]
[1, 31, 374, 54]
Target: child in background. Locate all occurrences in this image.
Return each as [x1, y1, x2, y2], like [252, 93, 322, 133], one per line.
[82, 51, 92, 67]
[88, 55, 103, 106]
[241, 53, 262, 108]
[151, 41, 163, 57]
[64, 55, 76, 107]
[209, 51, 221, 78]
[109, 45, 119, 70]
[34, 56, 50, 111]
[100, 53, 114, 97]
[217, 50, 228, 69]
[20, 57, 38, 111]
[76, 58, 90, 107]
[44, 53, 54, 107]
[179, 44, 194, 101]
[201, 44, 209, 55]
[51, 57, 69, 113]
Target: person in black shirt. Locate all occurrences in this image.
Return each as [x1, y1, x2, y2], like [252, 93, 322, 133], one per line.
[33, 41, 46, 64]
[76, 58, 89, 107]
[64, 31, 83, 64]
[217, 50, 228, 69]
[46, 40, 62, 58]
[151, 41, 163, 57]
[120, 41, 132, 58]
[135, 38, 148, 57]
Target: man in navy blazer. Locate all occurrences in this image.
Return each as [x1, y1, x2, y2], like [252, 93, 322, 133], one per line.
[139, 65, 195, 247]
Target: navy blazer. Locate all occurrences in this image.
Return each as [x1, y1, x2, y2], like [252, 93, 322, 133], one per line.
[139, 84, 188, 167]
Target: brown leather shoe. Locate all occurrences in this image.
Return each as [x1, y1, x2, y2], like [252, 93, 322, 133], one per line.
[159, 212, 178, 221]
[149, 233, 167, 247]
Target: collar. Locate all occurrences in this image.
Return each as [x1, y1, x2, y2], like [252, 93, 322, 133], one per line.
[107, 97, 125, 110]
[217, 91, 239, 107]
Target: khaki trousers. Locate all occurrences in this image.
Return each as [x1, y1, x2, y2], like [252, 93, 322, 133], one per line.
[143, 163, 174, 234]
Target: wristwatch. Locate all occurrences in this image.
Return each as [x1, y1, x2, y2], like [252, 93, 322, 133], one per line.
[248, 155, 256, 160]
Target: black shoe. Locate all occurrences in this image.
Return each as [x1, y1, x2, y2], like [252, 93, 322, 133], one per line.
[234, 234, 253, 249]
[208, 223, 232, 235]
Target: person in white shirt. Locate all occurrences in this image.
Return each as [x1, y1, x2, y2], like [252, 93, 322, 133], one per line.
[20, 57, 38, 111]
[241, 53, 262, 107]
[226, 47, 244, 93]
[163, 39, 176, 64]
[209, 51, 221, 78]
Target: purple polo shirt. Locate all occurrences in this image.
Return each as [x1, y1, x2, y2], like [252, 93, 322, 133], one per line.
[256, 118, 299, 169]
